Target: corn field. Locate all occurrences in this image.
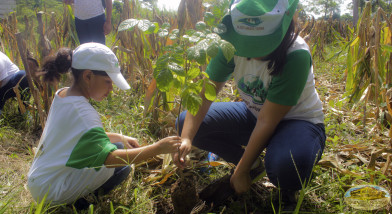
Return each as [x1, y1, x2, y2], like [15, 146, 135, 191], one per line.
[1, 0, 392, 213]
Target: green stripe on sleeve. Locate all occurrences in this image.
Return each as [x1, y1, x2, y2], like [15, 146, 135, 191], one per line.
[66, 127, 117, 171]
[267, 50, 311, 106]
[206, 48, 235, 82]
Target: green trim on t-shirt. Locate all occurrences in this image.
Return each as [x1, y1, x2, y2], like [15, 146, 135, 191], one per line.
[267, 50, 311, 106]
[206, 49, 235, 82]
[66, 127, 117, 171]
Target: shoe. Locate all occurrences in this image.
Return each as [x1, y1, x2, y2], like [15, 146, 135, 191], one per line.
[73, 198, 91, 210]
[273, 189, 299, 212]
[72, 193, 97, 210]
[200, 152, 219, 174]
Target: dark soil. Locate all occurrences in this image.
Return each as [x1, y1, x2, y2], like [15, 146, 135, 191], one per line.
[170, 172, 199, 214]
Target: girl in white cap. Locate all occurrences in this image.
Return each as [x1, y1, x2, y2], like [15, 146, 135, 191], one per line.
[174, 0, 325, 210]
[27, 42, 181, 209]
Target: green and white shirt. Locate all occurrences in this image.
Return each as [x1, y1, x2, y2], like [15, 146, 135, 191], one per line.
[207, 36, 323, 124]
[28, 88, 117, 204]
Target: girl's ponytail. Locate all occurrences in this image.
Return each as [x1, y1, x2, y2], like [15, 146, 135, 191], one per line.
[41, 48, 73, 83]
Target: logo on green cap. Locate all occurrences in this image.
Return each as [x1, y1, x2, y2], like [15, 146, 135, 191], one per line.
[238, 18, 262, 27]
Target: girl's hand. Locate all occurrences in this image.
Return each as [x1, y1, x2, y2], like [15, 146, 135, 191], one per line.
[230, 169, 251, 194]
[155, 136, 182, 154]
[123, 136, 140, 149]
[172, 138, 192, 169]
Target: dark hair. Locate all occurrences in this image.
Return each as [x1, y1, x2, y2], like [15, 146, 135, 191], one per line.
[263, 19, 299, 76]
[41, 48, 73, 83]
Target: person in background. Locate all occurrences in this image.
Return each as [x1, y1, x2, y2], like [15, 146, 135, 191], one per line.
[63, 0, 112, 45]
[0, 51, 30, 114]
[173, 0, 326, 210]
[27, 43, 181, 209]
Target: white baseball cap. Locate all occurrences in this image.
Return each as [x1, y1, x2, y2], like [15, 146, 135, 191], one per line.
[71, 42, 130, 90]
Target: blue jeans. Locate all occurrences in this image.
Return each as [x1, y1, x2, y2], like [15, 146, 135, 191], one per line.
[95, 142, 131, 195]
[0, 70, 29, 111]
[176, 102, 326, 190]
[74, 142, 131, 210]
[75, 14, 106, 45]
[74, 142, 130, 209]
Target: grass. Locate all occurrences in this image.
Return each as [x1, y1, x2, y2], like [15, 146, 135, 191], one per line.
[1, 44, 392, 213]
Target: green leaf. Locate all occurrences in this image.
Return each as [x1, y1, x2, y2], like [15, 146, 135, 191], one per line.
[154, 67, 173, 92]
[206, 33, 220, 41]
[382, 44, 392, 53]
[158, 29, 169, 37]
[194, 31, 206, 39]
[173, 78, 183, 91]
[196, 21, 207, 31]
[219, 40, 235, 62]
[162, 23, 171, 30]
[204, 12, 215, 26]
[170, 33, 178, 40]
[195, 79, 204, 92]
[188, 67, 200, 79]
[185, 29, 196, 36]
[145, 23, 157, 34]
[118, 19, 139, 32]
[189, 35, 200, 43]
[153, 22, 160, 33]
[187, 46, 196, 60]
[183, 92, 202, 116]
[197, 39, 209, 50]
[168, 62, 185, 76]
[195, 49, 207, 64]
[172, 29, 180, 35]
[187, 47, 207, 64]
[204, 81, 216, 101]
[201, 71, 210, 79]
[138, 19, 153, 33]
[207, 41, 219, 58]
[213, 23, 227, 34]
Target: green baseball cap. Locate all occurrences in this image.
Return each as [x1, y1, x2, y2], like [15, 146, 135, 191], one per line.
[219, 0, 299, 58]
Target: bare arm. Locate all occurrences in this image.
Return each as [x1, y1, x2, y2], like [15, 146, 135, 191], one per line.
[105, 136, 181, 167]
[231, 100, 292, 194]
[173, 80, 226, 168]
[103, 0, 112, 35]
[106, 132, 140, 149]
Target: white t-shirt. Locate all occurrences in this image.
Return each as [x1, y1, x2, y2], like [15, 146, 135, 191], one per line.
[0, 51, 19, 87]
[74, 0, 105, 20]
[207, 36, 324, 124]
[28, 88, 117, 204]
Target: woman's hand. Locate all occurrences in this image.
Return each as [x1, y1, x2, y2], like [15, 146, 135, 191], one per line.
[230, 168, 252, 194]
[172, 138, 192, 169]
[155, 136, 182, 154]
[123, 136, 140, 149]
[103, 20, 112, 35]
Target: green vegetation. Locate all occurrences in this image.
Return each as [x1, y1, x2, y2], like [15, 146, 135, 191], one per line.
[1, 0, 391, 213]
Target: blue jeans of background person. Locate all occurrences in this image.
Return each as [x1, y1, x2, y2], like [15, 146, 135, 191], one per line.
[0, 70, 29, 111]
[176, 102, 326, 190]
[75, 13, 106, 45]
